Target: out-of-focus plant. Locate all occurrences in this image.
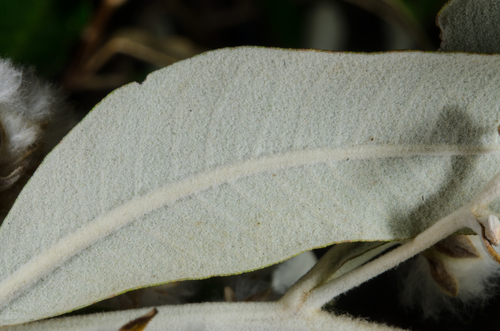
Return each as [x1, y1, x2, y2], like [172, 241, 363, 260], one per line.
[0, 0, 91, 77]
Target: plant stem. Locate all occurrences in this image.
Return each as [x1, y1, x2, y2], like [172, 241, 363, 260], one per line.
[303, 171, 500, 310]
[304, 207, 474, 309]
[280, 241, 382, 309]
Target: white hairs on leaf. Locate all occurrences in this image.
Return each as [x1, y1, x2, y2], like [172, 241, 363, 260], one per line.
[398, 235, 500, 319]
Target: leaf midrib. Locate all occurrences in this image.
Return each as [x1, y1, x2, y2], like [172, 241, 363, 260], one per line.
[0, 143, 498, 309]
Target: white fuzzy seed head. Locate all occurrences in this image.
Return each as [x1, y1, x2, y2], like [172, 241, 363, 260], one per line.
[398, 235, 500, 319]
[0, 59, 77, 220]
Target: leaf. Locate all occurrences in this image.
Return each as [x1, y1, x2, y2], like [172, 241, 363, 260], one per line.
[3, 241, 405, 330]
[434, 235, 480, 258]
[1, 47, 500, 326]
[2, 303, 401, 331]
[421, 250, 459, 297]
[437, 0, 500, 53]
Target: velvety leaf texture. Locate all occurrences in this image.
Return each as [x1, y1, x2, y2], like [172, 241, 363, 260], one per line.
[438, 0, 500, 53]
[2, 304, 400, 331]
[0, 48, 500, 325]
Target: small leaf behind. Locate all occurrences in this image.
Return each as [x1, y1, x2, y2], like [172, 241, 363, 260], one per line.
[437, 0, 500, 53]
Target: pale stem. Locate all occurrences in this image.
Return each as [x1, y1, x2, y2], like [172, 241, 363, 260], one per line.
[302, 172, 500, 310]
[303, 208, 473, 309]
[471, 172, 500, 208]
[279, 241, 382, 309]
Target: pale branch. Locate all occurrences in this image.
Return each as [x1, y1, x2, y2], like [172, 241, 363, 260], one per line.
[301, 171, 500, 310]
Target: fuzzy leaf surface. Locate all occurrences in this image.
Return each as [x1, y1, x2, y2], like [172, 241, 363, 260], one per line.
[3, 303, 401, 331]
[437, 0, 500, 53]
[1, 48, 500, 325]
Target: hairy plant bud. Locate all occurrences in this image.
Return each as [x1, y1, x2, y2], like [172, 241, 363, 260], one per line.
[0, 59, 78, 221]
[399, 235, 500, 319]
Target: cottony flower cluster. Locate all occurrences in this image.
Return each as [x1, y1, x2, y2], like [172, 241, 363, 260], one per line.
[0, 59, 76, 221]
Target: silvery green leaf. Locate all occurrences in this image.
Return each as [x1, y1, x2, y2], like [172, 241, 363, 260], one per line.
[437, 0, 500, 53]
[2, 303, 402, 331]
[1, 47, 500, 326]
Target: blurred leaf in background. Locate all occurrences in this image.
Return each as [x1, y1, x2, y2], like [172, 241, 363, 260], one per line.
[0, 0, 91, 77]
[401, 0, 449, 26]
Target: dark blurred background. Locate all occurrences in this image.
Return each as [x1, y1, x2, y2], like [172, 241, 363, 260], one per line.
[4, 0, 500, 330]
[0, 0, 448, 114]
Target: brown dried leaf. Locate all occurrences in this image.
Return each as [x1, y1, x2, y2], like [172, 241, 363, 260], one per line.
[422, 253, 459, 297]
[481, 225, 500, 264]
[434, 235, 480, 259]
[118, 308, 158, 331]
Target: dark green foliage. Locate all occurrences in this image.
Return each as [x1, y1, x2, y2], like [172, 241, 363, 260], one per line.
[0, 0, 91, 77]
